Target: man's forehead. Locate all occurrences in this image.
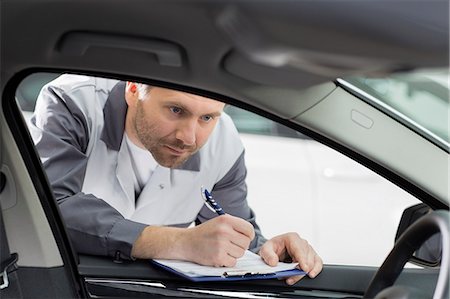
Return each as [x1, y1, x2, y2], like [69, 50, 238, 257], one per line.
[151, 87, 224, 108]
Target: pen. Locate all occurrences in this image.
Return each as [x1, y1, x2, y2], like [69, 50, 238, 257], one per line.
[201, 187, 225, 215]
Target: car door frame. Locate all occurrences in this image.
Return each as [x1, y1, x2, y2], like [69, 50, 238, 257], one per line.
[1, 69, 443, 298]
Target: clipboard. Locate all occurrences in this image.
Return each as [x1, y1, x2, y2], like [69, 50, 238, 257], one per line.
[151, 251, 306, 282]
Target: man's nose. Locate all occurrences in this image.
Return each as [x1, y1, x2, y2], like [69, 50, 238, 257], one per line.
[175, 120, 196, 146]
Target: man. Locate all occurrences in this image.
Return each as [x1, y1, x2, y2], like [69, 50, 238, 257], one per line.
[30, 74, 322, 285]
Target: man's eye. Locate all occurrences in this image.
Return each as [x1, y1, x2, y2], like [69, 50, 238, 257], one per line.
[201, 115, 213, 122]
[169, 107, 182, 114]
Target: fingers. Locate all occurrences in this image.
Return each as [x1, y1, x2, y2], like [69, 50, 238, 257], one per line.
[296, 245, 322, 278]
[216, 252, 239, 268]
[282, 237, 322, 285]
[284, 252, 322, 285]
[295, 241, 313, 273]
[189, 215, 255, 267]
[285, 274, 305, 286]
[213, 241, 251, 267]
[227, 241, 247, 259]
[258, 241, 280, 267]
[283, 234, 318, 274]
[225, 214, 255, 240]
[212, 215, 254, 251]
[308, 253, 323, 278]
[260, 233, 323, 285]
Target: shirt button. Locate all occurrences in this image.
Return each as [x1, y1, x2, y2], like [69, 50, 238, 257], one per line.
[159, 184, 164, 189]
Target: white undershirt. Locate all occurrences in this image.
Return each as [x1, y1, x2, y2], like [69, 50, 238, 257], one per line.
[124, 133, 158, 194]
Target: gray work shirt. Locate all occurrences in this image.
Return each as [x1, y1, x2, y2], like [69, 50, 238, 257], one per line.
[30, 74, 266, 260]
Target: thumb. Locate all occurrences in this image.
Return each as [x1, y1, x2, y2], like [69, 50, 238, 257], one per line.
[259, 242, 279, 267]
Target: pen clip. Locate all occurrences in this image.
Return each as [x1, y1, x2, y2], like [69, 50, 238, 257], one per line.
[200, 186, 225, 215]
[200, 186, 217, 214]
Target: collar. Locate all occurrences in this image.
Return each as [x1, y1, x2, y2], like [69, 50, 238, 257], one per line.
[100, 82, 200, 171]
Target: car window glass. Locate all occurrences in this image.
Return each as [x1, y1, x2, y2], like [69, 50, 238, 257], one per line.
[225, 106, 421, 267]
[16, 72, 421, 268]
[224, 106, 307, 139]
[343, 69, 449, 149]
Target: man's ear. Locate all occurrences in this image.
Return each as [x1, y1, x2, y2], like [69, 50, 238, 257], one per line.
[125, 82, 139, 106]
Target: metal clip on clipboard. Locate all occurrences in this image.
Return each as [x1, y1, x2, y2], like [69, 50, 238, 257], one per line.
[223, 270, 277, 278]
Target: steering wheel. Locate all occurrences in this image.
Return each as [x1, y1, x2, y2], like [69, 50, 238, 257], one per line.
[364, 210, 449, 299]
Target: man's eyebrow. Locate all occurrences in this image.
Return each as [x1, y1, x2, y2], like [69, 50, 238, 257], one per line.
[206, 111, 222, 117]
[164, 101, 223, 117]
[165, 100, 187, 109]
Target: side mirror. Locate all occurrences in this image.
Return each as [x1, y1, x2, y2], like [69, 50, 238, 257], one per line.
[396, 203, 442, 267]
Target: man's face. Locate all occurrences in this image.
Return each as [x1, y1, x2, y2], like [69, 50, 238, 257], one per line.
[131, 86, 225, 168]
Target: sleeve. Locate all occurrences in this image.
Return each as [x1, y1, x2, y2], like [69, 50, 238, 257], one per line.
[30, 83, 146, 260]
[195, 151, 267, 252]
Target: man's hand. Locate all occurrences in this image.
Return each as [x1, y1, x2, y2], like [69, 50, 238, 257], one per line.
[259, 233, 323, 285]
[181, 214, 255, 267]
[131, 214, 255, 267]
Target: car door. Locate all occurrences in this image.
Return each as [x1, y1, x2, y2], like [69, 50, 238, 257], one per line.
[1, 0, 448, 298]
[0, 83, 83, 296]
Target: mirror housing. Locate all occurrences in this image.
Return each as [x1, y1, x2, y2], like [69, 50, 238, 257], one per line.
[396, 203, 442, 267]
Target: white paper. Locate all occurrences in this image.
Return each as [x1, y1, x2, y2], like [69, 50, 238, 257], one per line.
[153, 250, 299, 277]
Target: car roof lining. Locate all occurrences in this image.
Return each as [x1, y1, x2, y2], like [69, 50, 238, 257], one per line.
[2, 0, 447, 87]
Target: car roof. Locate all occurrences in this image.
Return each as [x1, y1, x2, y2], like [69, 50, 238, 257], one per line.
[1, 0, 447, 92]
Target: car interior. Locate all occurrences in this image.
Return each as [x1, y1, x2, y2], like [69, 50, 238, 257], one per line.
[1, 1, 448, 298]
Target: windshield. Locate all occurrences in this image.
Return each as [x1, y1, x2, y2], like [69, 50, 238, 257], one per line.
[341, 69, 449, 150]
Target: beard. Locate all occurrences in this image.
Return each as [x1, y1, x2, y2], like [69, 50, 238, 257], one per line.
[134, 102, 198, 168]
